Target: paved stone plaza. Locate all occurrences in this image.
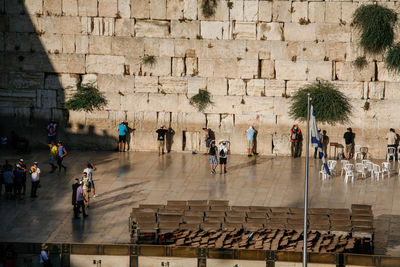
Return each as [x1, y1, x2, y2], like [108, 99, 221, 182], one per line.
[1, 150, 400, 256]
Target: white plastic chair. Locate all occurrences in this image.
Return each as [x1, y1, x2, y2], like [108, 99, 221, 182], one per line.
[355, 163, 366, 179]
[373, 164, 383, 181]
[365, 161, 374, 178]
[382, 162, 391, 177]
[328, 160, 337, 176]
[340, 160, 349, 176]
[344, 163, 354, 183]
[319, 164, 329, 180]
[354, 145, 363, 160]
[387, 147, 396, 161]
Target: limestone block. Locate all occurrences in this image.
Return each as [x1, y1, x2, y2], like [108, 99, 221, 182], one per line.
[286, 81, 309, 97]
[81, 74, 98, 86]
[257, 22, 283, 41]
[8, 72, 44, 89]
[297, 42, 325, 61]
[150, 0, 166, 19]
[141, 56, 172, 76]
[131, 0, 150, 18]
[198, 58, 215, 77]
[228, 79, 246, 96]
[204, 40, 246, 59]
[8, 15, 36, 33]
[118, 0, 131, 18]
[5, 33, 30, 52]
[284, 23, 316, 42]
[39, 17, 82, 35]
[272, 1, 291, 23]
[159, 77, 187, 94]
[49, 54, 86, 74]
[172, 57, 185, 76]
[171, 20, 200, 39]
[307, 61, 332, 81]
[325, 2, 341, 24]
[25, 0, 43, 15]
[230, 0, 243, 21]
[275, 60, 307, 81]
[135, 20, 170, 38]
[208, 96, 242, 114]
[377, 62, 400, 82]
[44, 0, 62, 15]
[148, 93, 180, 111]
[207, 78, 227, 96]
[341, 2, 358, 24]
[188, 77, 207, 94]
[45, 74, 79, 90]
[98, 0, 118, 17]
[167, 0, 184, 19]
[201, 21, 223, 39]
[114, 19, 135, 36]
[238, 59, 258, 79]
[173, 39, 197, 57]
[233, 22, 256, 40]
[97, 74, 135, 94]
[86, 55, 125, 75]
[258, 1, 272, 22]
[325, 42, 346, 61]
[236, 96, 273, 114]
[332, 81, 363, 99]
[135, 76, 158, 93]
[40, 33, 63, 53]
[292, 2, 308, 23]
[104, 18, 115, 36]
[335, 61, 375, 82]
[246, 40, 271, 59]
[384, 82, 400, 99]
[120, 93, 148, 110]
[247, 79, 265, 97]
[185, 57, 198, 76]
[62, 0, 78, 15]
[78, 0, 98, 16]
[37, 89, 57, 108]
[272, 133, 291, 155]
[111, 37, 144, 57]
[159, 39, 175, 57]
[261, 60, 275, 79]
[368, 82, 384, 100]
[198, 0, 229, 21]
[213, 58, 238, 78]
[309, 3, 325, 24]
[316, 24, 351, 42]
[89, 36, 112, 54]
[244, 1, 258, 22]
[184, 0, 197, 20]
[124, 56, 141, 75]
[4, 0, 25, 14]
[75, 35, 88, 54]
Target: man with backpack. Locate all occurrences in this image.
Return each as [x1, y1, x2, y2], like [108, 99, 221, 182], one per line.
[218, 141, 229, 174]
[56, 141, 67, 173]
[47, 120, 57, 144]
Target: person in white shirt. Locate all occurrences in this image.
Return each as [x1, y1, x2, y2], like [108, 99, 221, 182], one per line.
[30, 162, 40, 198]
[83, 162, 97, 198]
[40, 243, 50, 266]
[386, 128, 398, 160]
[218, 141, 229, 174]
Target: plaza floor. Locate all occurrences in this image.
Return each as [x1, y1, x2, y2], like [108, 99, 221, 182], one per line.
[1, 150, 400, 256]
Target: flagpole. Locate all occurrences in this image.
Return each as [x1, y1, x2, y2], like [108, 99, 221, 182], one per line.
[303, 93, 311, 267]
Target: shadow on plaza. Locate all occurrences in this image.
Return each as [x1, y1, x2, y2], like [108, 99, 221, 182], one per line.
[228, 157, 272, 172]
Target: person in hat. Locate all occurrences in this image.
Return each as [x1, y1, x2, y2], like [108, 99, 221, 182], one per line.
[72, 178, 80, 218]
[56, 141, 67, 173]
[40, 243, 51, 266]
[156, 125, 168, 156]
[218, 140, 229, 174]
[343, 127, 355, 160]
[76, 180, 88, 218]
[30, 162, 40, 198]
[118, 121, 128, 152]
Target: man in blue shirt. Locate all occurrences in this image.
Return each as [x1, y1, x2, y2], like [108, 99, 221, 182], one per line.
[57, 141, 68, 173]
[246, 125, 256, 157]
[118, 121, 128, 152]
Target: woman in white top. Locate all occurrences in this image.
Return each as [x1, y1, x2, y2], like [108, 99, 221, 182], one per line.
[30, 162, 40, 198]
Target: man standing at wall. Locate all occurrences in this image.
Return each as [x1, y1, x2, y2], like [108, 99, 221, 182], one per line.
[386, 128, 398, 160]
[156, 125, 168, 156]
[218, 141, 229, 174]
[209, 140, 218, 174]
[29, 162, 40, 198]
[290, 125, 303, 158]
[343, 128, 355, 160]
[203, 127, 215, 154]
[246, 126, 256, 157]
[321, 130, 329, 158]
[118, 121, 128, 152]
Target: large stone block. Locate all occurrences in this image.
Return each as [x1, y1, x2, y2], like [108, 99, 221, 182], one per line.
[307, 61, 332, 81]
[247, 79, 265, 97]
[89, 36, 112, 54]
[228, 79, 246, 96]
[118, 0, 131, 18]
[38, 33, 62, 54]
[150, 0, 166, 19]
[148, 93, 179, 112]
[135, 76, 158, 93]
[171, 57, 184, 76]
[8, 72, 44, 89]
[316, 24, 351, 42]
[131, 0, 150, 18]
[111, 37, 144, 57]
[258, 1, 272, 22]
[5, 33, 31, 52]
[114, 18, 134, 36]
[213, 58, 238, 78]
[325, 42, 346, 61]
[135, 20, 170, 38]
[187, 77, 207, 94]
[272, 1, 291, 23]
[98, 0, 118, 17]
[141, 56, 172, 76]
[298, 42, 325, 61]
[97, 74, 135, 93]
[78, 0, 98, 16]
[159, 77, 188, 94]
[75, 35, 88, 54]
[197, 0, 229, 21]
[62, 0, 78, 15]
[25, 0, 43, 15]
[286, 81, 309, 97]
[335, 61, 375, 82]
[159, 39, 175, 57]
[207, 77, 227, 96]
[86, 55, 125, 75]
[244, 0, 258, 22]
[341, 2, 358, 24]
[275, 60, 307, 81]
[43, 0, 62, 15]
[39, 16, 82, 35]
[332, 81, 363, 99]
[264, 79, 285, 97]
[37, 89, 57, 108]
[308, 2, 324, 23]
[257, 22, 283, 41]
[384, 82, 400, 99]
[167, 0, 184, 19]
[171, 20, 200, 39]
[201, 21, 223, 39]
[185, 57, 198, 76]
[45, 74, 79, 90]
[284, 23, 316, 42]
[120, 93, 148, 111]
[377, 62, 400, 82]
[8, 16, 36, 33]
[238, 59, 258, 79]
[49, 54, 86, 74]
[368, 82, 384, 100]
[230, 0, 243, 21]
[292, 2, 308, 23]
[261, 60, 275, 79]
[233, 22, 256, 40]
[325, 2, 341, 24]
[198, 58, 215, 77]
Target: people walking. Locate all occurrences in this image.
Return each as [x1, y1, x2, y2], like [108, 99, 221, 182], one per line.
[209, 140, 218, 174]
[386, 128, 398, 161]
[29, 162, 40, 198]
[56, 141, 67, 173]
[47, 120, 57, 144]
[218, 141, 229, 174]
[290, 125, 303, 158]
[83, 163, 97, 198]
[321, 130, 329, 158]
[313, 128, 322, 159]
[82, 171, 90, 208]
[343, 128, 355, 160]
[156, 125, 168, 156]
[118, 121, 128, 152]
[72, 178, 80, 218]
[246, 126, 256, 157]
[76, 181, 88, 218]
[48, 141, 58, 173]
[203, 127, 215, 154]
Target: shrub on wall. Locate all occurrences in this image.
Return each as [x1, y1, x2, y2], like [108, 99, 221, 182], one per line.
[386, 43, 400, 73]
[190, 89, 213, 112]
[202, 0, 218, 18]
[64, 83, 107, 112]
[352, 4, 397, 54]
[289, 81, 352, 125]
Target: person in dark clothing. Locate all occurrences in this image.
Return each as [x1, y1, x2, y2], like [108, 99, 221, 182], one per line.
[18, 159, 27, 195]
[209, 140, 218, 174]
[321, 130, 330, 158]
[13, 164, 25, 200]
[343, 127, 355, 160]
[290, 125, 303, 158]
[313, 128, 322, 159]
[76, 181, 88, 218]
[56, 141, 68, 173]
[72, 178, 80, 218]
[202, 127, 215, 154]
[156, 125, 168, 156]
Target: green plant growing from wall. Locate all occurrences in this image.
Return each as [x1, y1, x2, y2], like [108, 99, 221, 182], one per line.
[353, 56, 368, 70]
[64, 83, 107, 112]
[386, 43, 400, 73]
[363, 101, 370, 111]
[202, 0, 218, 18]
[352, 4, 397, 54]
[226, 1, 233, 9]
[190, 89, 213, 112]
[142, 55, 156, 66]
[289, 81, 352, 125]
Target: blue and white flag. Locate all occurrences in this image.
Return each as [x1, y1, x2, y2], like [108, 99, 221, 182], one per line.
[310, 106, 331, 176]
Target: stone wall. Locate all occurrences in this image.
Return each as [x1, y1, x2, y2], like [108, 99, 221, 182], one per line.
[1, 0, 400, 157]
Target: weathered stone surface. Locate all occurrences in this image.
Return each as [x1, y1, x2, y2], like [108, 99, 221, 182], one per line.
[25, 0, 43, 15]
[111, 37, 144, 57]
[325, 2, 341, 24]
[81, 74, 98, 86]
[159, 77, 187, 94]
[131, 0, 150, 18]
[6, 33, 32, 52]
[172, 57, 185, 76]
[37, 89, 57, 108]
[184, 0, 197, 20]
[272, 1, 291, 23]
[43, 0, 62, 15]
[258, 1, 272, 22]
[150, 0, 166, 19]
[307, 61, 332, 81]
[298, 42, 325, 61]
[75, 35, 88, 54]
[198, 58, 214, 77]
[135, 76, 158, 93]
[89, 36, 112, 54]
[332, 81, 363, 99]
[207, 77, 227, 96]
[257, 22, 283, 41]
[233, 22, 256, 40]
[8, 16, 36, 33]
[167, 0, 184, 19]
[97, 74, 135, 93]
[284, 24, 316, 42]
[197, 0, 229, 21]
[316, 24, 351, 42]
[377, 62, 400, 82]
[325, 42, 346, 61]
[98, 0, 118, 17]
[86, 55, 125, 75]
[62, 0, 78, 16]
[187, 77, 207, 94]
[275, 60, 307, 81]
[247, 79, 265, 97]
[230, 0, 243, 21]
[141, 56, 171, 76]
[286, 81, 309, 97]
[38, 33, 62, 54]
[185, 57, 198, 76]
[384, 82, 400, 99]
[201, 21, 223, 39]
[213, 58, 237, 78]
[78, 0, 98, 16]
[228, 79, 246, 96]
[114, 19, 135, 36]
[49, 54, 86, 74]
[39, 17, 82, 34]
[171, 20, 199, 39]
[238, 59, 258, 79]
[335, 61, 375, 82]
[308, 2, 325, 23]
[118, 0, 131, 18]
[8, 72, 44, 89]
[261, 60, 275, 79]
[45, 74, 79, 90]
[368, 82, 384, 100]
[244, 0, 258, 22]
[159, 39, 175, 57]
[135, 20, 170, 38]
[292, 2, 308, 23]
[341, 2, 358, 24]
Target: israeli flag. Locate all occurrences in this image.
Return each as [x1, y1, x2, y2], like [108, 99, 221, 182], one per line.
[311, 106, 331, 176]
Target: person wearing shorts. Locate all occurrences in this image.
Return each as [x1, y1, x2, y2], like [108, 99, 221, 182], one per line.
[343, 127, 355, 160]
[118, 121, 128, 152]
[209, 140, 218, 174]
[246, 125, 256, 157]
[218, 141, 229, 174]
[156, 125, 168, 156]
[83, 163, 97, 198]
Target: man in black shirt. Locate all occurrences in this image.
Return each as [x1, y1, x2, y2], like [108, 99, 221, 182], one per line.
[343, 127, 355, 160]
[156, 125, 168, 156]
